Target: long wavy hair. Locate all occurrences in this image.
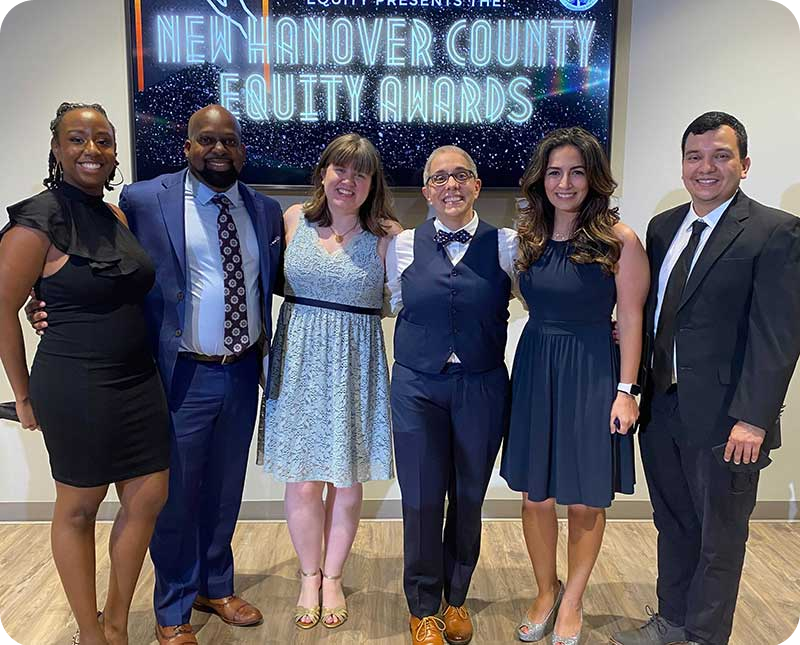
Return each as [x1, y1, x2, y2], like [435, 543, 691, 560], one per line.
[303, 133, 397, 236]
[516, 127, 621, 275]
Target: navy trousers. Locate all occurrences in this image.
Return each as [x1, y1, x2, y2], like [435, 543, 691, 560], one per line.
[391, 363, 509, 617]
[639, 389, 761, 645]
[150, 352, 260, 626]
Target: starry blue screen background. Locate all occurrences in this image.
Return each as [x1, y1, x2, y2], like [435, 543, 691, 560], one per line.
[128, 0, 616, 187]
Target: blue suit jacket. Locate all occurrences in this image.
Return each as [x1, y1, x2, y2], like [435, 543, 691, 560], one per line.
[119, 170, 284, 396]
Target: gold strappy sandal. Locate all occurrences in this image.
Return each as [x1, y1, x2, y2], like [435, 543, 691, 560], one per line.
[294, 569, 322, 630]
[71, 611, 103, 644]
[321, 571, 348, 629]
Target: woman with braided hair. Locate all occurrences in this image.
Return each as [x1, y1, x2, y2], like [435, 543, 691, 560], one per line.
[0, 102, 170, 645]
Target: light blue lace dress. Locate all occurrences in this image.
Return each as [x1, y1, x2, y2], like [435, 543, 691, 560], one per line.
[258, 215, 393, 486]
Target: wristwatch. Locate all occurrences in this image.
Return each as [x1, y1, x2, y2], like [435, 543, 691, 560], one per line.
[617, 382, 641, 396]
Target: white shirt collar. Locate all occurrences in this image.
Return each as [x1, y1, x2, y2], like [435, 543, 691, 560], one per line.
[684, 192, 737, 232]
[186, 170, 241, 208]
[433, 211, 479, 235]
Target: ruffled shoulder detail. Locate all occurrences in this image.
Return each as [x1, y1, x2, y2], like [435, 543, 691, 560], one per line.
[3, 187, 139, 277]
[4, 190, 70, 249]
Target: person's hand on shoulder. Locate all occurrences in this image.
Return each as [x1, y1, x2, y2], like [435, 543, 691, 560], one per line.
[381, 219, 404, 237]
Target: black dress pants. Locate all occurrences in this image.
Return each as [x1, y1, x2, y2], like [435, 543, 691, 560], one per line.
[639, 389, 761, 645]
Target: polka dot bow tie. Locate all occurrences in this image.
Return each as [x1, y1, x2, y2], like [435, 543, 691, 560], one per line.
[211, 194, 250, 354]
[433, 229, 473, 246]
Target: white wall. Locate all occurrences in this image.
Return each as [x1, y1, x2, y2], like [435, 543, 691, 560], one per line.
[614, 0, 800, 506]
[0, 0, 798, 515]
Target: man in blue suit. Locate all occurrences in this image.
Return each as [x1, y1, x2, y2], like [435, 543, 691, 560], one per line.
[28, 105, 281, 643]
[28, 105, 282, 643]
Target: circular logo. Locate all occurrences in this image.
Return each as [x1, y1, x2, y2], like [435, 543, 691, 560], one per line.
[559, 0, 599, 11]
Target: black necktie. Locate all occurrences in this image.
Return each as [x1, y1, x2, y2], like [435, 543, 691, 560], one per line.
[433, 229, 472, 246]
[211, 194, 249, 354]
[652, 219, 708, 391]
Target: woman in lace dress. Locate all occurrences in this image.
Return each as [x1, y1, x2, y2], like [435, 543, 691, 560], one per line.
[258, 134, 401, 630]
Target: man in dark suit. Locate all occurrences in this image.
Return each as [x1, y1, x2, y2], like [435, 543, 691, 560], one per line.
[612, 112, 800, 645]
[24, 105, 283, 644]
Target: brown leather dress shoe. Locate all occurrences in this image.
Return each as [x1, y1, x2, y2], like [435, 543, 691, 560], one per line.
[155, 623, 198, 645]
[410, 614, 446, 644]
[442, 604, 473, 644]
[192, 594, 263, 626]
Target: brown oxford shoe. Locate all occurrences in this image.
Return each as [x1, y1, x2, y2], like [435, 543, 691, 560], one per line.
[442, 604, 473, 644]
[155, 623, 198, 645]
[410, 614, 446, 644]
[192, 594, 263, 626]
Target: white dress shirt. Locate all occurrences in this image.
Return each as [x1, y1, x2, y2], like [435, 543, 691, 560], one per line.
[181, 171, 261, 356]
[653, 193, 735, 376]
[385, 212, 518, 362]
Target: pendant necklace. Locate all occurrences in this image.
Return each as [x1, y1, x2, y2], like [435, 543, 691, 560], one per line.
[330, 219, 361, 243]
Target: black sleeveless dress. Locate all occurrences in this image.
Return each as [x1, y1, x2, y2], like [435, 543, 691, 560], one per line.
[4, 183, 169, 487]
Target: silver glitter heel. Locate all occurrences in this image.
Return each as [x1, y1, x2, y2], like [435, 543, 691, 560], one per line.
[517, 580, 564, 642]
[551, 608, 582, 645]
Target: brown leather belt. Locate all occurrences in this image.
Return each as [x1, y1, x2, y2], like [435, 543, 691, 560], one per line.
[178, 344, 256, 366]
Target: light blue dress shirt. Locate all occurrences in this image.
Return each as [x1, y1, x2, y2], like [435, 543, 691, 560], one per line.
[181, 172, 261, 356]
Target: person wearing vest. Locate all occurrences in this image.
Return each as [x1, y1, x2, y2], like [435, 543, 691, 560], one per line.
[386, 146, 518, 645]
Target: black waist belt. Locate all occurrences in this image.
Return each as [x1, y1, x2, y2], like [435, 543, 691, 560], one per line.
[284, 294, 381, 316]
[178, 343, 257, 365]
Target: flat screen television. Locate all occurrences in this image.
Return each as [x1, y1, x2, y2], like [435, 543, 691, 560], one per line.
[127, 0, 617, 188]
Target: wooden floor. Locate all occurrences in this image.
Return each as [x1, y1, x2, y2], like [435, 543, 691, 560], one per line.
[0, 520, 797, 644]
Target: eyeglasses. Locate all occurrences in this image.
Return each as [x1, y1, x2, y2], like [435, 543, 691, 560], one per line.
[427, 169, 475, 187]
[194, 135, 241, 148]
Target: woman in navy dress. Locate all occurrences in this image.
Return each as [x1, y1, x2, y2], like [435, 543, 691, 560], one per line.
[501, 128, 649, 644]
[0, 103, 169, 645]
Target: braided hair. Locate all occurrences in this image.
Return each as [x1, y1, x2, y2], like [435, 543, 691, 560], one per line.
[44, 102, 118, 191]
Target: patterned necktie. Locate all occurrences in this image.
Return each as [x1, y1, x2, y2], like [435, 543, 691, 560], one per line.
[433, 229, 473, 246]
[211, 194, 249, 354]
[652, 219, 708, 391]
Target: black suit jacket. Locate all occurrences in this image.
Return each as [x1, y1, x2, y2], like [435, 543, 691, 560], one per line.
[640, 190, 800, 450]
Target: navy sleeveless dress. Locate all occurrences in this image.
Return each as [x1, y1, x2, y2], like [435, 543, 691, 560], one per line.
[500, 240, 635, 508]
